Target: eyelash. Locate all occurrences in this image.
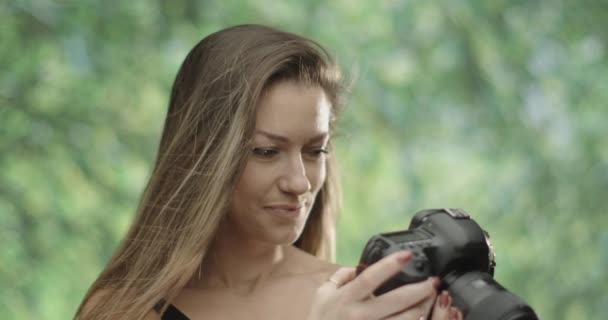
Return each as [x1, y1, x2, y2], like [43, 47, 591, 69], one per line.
[252, 148, 328, 159]
[252, 148, 279, 158]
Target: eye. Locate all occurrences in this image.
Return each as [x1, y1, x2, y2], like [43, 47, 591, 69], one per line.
[304, 148, 329, 160]
[252, 148, 279, 159]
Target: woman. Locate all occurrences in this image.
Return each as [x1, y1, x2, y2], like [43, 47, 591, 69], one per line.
[76, 24, 462, 320]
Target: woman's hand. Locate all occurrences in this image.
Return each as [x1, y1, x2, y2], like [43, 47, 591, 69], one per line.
[308, 251, 463, 320]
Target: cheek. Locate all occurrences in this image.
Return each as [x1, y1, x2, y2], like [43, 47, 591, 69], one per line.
[231, 165, 257, 208]
[232, 162, 275, 204]
[308, 161, 327, 192]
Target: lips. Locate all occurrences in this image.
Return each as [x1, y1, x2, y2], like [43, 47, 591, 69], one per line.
[266, 203, 303, 210]
[265, 203, 305, 219]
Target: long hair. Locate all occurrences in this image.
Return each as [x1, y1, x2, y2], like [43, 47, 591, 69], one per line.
[75, 24, 347, 319]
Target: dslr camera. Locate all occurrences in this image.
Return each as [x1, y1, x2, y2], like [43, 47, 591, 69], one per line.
[356, 208, 538, 320]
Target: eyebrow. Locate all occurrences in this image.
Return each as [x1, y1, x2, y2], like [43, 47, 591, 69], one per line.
[254, 130, 329, 143]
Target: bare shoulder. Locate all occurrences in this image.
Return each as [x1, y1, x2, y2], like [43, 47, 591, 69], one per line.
[80, 289, 160, 320]
[286, 246, 346, 284]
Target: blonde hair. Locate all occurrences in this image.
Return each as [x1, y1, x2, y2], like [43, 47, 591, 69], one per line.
[75, 24, 347, 319]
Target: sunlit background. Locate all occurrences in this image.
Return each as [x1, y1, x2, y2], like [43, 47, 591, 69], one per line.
[2, 0, 607, 319]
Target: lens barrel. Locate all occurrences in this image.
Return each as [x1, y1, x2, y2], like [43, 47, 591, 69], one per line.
[444, 271, 538, 320]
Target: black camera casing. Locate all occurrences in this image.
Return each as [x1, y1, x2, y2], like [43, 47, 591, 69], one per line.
[356, 208, 538, 320]
[356, 208, 495, 294]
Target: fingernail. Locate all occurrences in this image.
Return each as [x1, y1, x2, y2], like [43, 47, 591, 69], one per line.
[439, 291, 449, 308]
[449, 307, 462, 320]
[397, 251, 413, 264]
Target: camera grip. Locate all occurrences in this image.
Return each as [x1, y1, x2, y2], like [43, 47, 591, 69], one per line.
[357, 237, 432, 295]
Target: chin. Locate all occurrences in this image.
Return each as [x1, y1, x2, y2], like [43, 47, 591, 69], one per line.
[267, 228, 304, 245]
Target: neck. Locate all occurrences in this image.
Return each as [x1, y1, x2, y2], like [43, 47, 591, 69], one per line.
[188, 222, 297, 295]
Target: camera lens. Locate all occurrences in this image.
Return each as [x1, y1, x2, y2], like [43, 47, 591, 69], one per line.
[444, 271, 538, 320]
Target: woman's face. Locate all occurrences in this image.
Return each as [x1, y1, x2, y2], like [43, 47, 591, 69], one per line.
[226, 81, 331, 245]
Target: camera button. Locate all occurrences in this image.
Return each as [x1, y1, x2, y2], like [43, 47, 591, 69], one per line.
[414, 260, 426, 271]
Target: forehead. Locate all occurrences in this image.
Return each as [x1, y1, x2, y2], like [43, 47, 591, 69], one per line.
[255, 81, 331, 137]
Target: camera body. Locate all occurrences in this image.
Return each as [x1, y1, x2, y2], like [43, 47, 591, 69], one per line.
[356, 208, 538, 320]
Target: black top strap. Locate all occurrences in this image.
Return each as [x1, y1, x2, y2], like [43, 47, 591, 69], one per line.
[161, 304, 190, 320]
[154, 300, 190, 320]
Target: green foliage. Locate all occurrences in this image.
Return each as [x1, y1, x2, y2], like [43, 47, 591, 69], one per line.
[1, 0, 606, 319]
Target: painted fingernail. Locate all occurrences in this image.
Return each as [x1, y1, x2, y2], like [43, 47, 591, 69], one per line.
[449, 307, 463, 320]
[439, 291, 449, 308]
[397, 251, 413, 264]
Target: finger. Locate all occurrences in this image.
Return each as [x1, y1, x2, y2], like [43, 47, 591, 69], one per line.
[414, 287, 437, 319]
[318, 267, 357, 292]
[344, 250, 413, 301]
[365, 277, 437, 319]
[430, 291, 451, 320]
[448, 307, 464, 320]
[379, 295, 434, 320]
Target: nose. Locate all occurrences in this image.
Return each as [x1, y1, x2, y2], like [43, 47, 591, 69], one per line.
[278, 154, 311, 195]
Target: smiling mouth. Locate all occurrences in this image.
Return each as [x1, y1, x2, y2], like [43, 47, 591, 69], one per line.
[265, 204, 305, 218]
